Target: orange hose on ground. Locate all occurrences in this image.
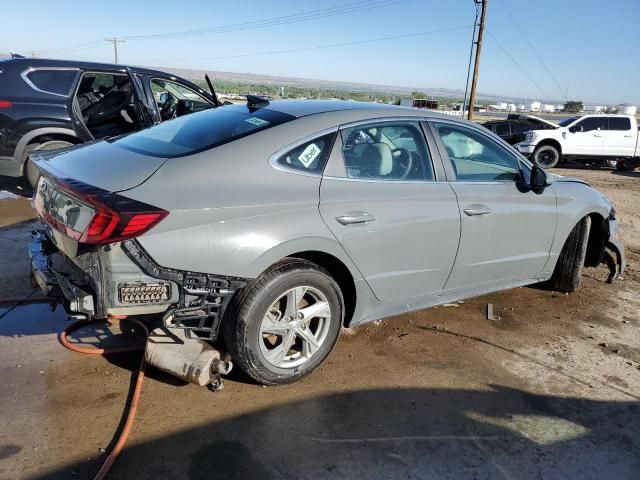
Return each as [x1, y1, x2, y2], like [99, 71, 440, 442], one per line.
[59, 318, 148, 480]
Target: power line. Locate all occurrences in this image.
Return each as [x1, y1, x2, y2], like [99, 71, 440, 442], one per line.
[122, 0, 410, 40]
[135, 25, 472, 64]
[32, 0, 410, 57]
[485, 30, 550, 101]
[497, 0, 564, 99]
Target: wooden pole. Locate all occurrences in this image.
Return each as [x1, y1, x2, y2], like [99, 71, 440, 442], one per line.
[467, 0, 487, 121]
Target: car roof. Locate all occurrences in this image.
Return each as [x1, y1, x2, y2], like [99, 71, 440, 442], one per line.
[263, 99, 454, 121]
[2, 57, 180, 78]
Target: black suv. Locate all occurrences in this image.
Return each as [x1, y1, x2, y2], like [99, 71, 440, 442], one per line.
[0, 58, 221, 185]
[483, 114, 557, 145]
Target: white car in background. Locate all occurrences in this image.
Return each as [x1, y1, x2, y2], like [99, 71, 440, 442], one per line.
[516, 114, 640, 170]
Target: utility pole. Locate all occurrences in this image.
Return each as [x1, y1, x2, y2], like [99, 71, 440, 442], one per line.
[105, 37, 125, 64]
[467, 0, 487, 121]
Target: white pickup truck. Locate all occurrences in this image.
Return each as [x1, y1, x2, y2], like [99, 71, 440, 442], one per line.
[515, 114, 640, 170]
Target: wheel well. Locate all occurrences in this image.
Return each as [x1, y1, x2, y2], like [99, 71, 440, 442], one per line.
[288, 251, 357, 327]
[20, 133, 80, 174]
[535, 139, 562, 155]
[584, 212, 607, 267]
[27, 133, 79, 148]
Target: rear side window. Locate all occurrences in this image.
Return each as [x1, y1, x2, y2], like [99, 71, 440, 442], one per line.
[24, 69, 78, 96]
[114, 106, 295, 157]
[276, 133, 336, 174]
[495, 123, 510, 136]
[608, 117, 631, 131]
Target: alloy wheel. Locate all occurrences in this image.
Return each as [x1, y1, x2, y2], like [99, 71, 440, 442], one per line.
[259, 286, 332, 369]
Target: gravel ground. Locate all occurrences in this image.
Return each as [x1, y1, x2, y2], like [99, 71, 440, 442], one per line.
[0, 166, 638, 480]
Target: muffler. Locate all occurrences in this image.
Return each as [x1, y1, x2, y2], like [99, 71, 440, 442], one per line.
[145, 326, 232, 391]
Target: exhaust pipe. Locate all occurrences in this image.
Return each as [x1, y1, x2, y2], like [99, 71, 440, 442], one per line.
[145, 326, 232, 390]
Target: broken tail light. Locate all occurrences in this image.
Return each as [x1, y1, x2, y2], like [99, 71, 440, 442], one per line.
[35, 176, 168, 245]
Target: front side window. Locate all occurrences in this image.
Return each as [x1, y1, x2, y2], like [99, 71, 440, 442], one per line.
[575, 117, 606, 132]
[276, 133, 336, 174]
[433, 122, 521, 182]
[341, 122, 434, 181]
[151, 78, 212, 121]
[607, 117, 631, 131]
[24, 69, 78, 96]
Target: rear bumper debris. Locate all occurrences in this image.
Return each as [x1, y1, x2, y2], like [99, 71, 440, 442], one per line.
[29, 231, 95, 316]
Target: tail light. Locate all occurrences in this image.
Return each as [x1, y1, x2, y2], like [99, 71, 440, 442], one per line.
[36, 176, 168, 245]
[0, 100, 12, 108]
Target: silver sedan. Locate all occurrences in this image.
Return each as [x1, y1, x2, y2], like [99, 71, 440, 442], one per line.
[30, 99, 625, 385]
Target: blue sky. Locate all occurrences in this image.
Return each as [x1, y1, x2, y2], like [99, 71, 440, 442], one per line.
[2, 0, 639, 104]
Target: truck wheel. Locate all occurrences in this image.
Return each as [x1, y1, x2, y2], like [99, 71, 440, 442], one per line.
[550, 216, 591, 293]
[23, 140, 74, 188]
[532, 144, 560, 169]
[223, 259, 343, 385]
[605, 159, 618, 169]
[615, 158, 637, 172]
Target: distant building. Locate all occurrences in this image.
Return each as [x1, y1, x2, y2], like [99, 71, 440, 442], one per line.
[529, 101, 542, 112]
[400, 98, 439, 109]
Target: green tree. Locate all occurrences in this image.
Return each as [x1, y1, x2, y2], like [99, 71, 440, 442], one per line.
[563, 101, 584, 113]
[411, 91, 427, 99]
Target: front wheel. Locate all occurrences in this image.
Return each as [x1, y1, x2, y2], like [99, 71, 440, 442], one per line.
[549, 216, 591, 293]
[223, 259, 343, 385]
[532, 144, 560, 169]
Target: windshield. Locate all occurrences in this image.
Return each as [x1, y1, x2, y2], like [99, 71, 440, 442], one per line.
[113, 105, 295, 157]
[558, 116, 579, 127]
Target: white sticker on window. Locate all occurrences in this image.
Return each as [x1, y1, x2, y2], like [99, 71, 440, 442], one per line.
[244, 117, 269, 127]
[298, 143, 321, 168]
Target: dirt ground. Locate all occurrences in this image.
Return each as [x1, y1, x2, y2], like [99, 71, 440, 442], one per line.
[0, 167, 639, 480]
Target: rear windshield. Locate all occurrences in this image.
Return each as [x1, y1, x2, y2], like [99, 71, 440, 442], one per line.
[114, 105, 295, 157]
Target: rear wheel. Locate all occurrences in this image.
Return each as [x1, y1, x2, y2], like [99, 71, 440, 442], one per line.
[615, 158, 638, 172]
[550, 216, 591, 293]
[532, 144, 560, 169]
[223, 259, 343, 385]
[23, 140, 74, 187]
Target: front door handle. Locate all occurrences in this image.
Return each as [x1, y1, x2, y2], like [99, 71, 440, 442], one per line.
[463, 204, 491, 216]
[593, 134, 603, 137]
[335, 211, 376, 225]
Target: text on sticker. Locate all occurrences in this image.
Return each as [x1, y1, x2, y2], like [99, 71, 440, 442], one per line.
[298, 143, 321, 168]
[245, 117, 269, 127]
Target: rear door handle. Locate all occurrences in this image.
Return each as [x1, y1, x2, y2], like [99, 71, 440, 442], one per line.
[335, 211, 376, 225]
[624, 135, 633, 138]
[463, 204, 491, 216]
[593, 134, 603, 137]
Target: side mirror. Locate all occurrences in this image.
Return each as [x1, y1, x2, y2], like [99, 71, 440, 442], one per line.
[159, 92, 168, 104]
[569, 125, 583, 133]
[530, 165, 552, 194]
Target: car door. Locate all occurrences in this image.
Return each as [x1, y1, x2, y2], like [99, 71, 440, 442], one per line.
[604, 116, 636, 156]
[319, 120, 460, 302]
[429, 121, 557, 290]
[566, 116, 606, 155]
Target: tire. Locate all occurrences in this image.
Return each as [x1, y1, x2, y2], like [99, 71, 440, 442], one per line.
[605, 159, 618, 169]
[223, 259, 344, 385]
[615, 158, 638, 172]
[550, 216, 591, 293]
[532, 144, 560, 169]
[23, 140, 74, 187]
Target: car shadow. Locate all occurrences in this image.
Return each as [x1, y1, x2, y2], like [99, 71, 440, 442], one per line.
[27, 385, 640, 479]
[611, 170, 640, 178]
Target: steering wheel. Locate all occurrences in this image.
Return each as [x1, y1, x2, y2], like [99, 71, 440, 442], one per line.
[159, 92, 177, 121]
[391, 148, 413, 180]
